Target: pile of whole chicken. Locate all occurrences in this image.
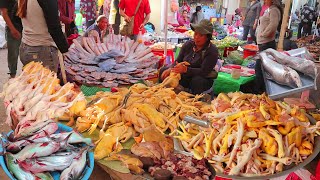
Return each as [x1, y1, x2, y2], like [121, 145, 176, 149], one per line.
[0, 61, 86, 134]
[64, 33, 159, 87]
[69, 72, 213, 160]
[2, 120, 92, 180]
[174, 92, 320, 176]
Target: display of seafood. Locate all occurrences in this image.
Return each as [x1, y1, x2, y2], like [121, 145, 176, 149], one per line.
[260, 51, 303, 88]
[73, 72, 213, 160]
[175, 92, 320, 176]
[295, 36, 320, 59]
[0, 62, 86, 134]
[1, 121, 92, 180]
[264, 48, 317, 79]
[63, 34, 159, 87]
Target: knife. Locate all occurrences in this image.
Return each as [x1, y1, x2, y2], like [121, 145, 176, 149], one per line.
[183, 115, 210, 128]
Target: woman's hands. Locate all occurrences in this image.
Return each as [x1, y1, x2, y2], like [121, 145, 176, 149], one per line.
[171, 63, 188, 74]
[161, 68, 172, 81]
[161, 62, 189, 81]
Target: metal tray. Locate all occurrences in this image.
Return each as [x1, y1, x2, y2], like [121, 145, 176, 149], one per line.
[286, 47, 315, 61]
[261, 66, 315, 100]
[174, 116, 320, 180]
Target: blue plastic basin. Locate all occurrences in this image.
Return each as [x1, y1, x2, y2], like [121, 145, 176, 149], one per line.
[0, 123, 94, 180]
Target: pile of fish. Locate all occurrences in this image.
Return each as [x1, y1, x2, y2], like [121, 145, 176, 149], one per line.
[260, 48, 317, 88]
[1, 120, 93, 180]
[64, 34, 159, 87]
[0, 62, 86, 135]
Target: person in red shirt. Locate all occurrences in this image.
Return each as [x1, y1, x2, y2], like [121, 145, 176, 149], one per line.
[119, 0, 151, 40]
[58, 0, 76, 37]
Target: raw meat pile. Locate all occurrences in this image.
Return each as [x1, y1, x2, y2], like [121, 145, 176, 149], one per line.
[149, 153, 212, 180]
[64, 34, 159, 87]
[295, 36, 320, 59]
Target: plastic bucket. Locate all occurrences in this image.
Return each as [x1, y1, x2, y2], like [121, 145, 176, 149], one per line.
[243, 49, 258, 58]
[0, 123, 94, 180]
[223, 46, 238, 57]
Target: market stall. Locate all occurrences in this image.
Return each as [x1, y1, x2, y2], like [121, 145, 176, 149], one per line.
[1, 0, 320, 179]
[1, 59, 320, 180]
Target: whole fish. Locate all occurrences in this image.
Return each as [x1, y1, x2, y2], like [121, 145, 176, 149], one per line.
[5, 153, 35, 180]
[265, 48, 318, 79]
[260, 52, 302, 88]
[13, 133, 71, 162]
[19, 151, 76, 173]
[23, 122, 58, 141]
[98, 59, 117, 71]
[60, 147, 89, 180]
[35, 173, 53, 180]
[110, 67, 137, 73]
[14, 119, 54, 139]
[50, 131, 92, 146]
[7, 131, 92, 153]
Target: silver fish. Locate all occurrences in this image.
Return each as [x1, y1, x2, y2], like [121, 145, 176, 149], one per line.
[265, 48, 318, 79]
[19, 151, 76, 173]
[260, 52, 302, 88]
[110, 67, 137, 73]
[14, 120, 56, 140]
[60, 147, 89, 180]
[50, 131, 92, 146]
[5, 153, 35, 180]
[13, 133, 72, 162]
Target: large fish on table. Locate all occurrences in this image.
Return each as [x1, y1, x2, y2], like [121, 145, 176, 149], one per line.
[260, 52, 302, 88]
[264, 48, 318, 79]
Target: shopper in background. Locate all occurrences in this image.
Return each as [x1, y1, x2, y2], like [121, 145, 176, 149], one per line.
[119, 0, 151, 40]
[160, 19, 218, 95]
[17, 0, 69, 72]
[178, 10, 190, 27]
[109, 0, 121, 34]
[256, 0, 282, 51]
[84, 15, 108, 42]
[80, 0, 97, 29]
[232, 8, 242, 28]
[283, 29, 298, 51]
[190, 6, 204, 24]
[0, 0, 22, 78]
[58, 0, 76, 37]
[255, 0, 282, 94]
[242, 0, 261, 44]
[298, 4, 316, 38]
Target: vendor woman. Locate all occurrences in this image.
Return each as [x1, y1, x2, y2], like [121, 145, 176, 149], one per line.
[160, 19, 218, 95]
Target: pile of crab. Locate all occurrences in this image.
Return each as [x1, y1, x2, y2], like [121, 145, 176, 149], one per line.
[174, 92, 320, 177]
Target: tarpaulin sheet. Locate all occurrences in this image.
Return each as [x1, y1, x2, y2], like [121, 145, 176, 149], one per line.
[214, 72, 255, 94]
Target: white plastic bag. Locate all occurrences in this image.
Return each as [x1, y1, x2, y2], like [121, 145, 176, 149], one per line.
[0, 16, 7, 48]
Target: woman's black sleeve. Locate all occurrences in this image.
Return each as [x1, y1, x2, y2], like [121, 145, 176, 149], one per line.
[37, 0, 69, 53]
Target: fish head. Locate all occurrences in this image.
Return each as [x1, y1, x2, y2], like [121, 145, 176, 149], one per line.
[284, 67, 302, 88]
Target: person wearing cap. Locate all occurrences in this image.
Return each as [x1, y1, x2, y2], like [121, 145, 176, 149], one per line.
[160, 19, 218, 95]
